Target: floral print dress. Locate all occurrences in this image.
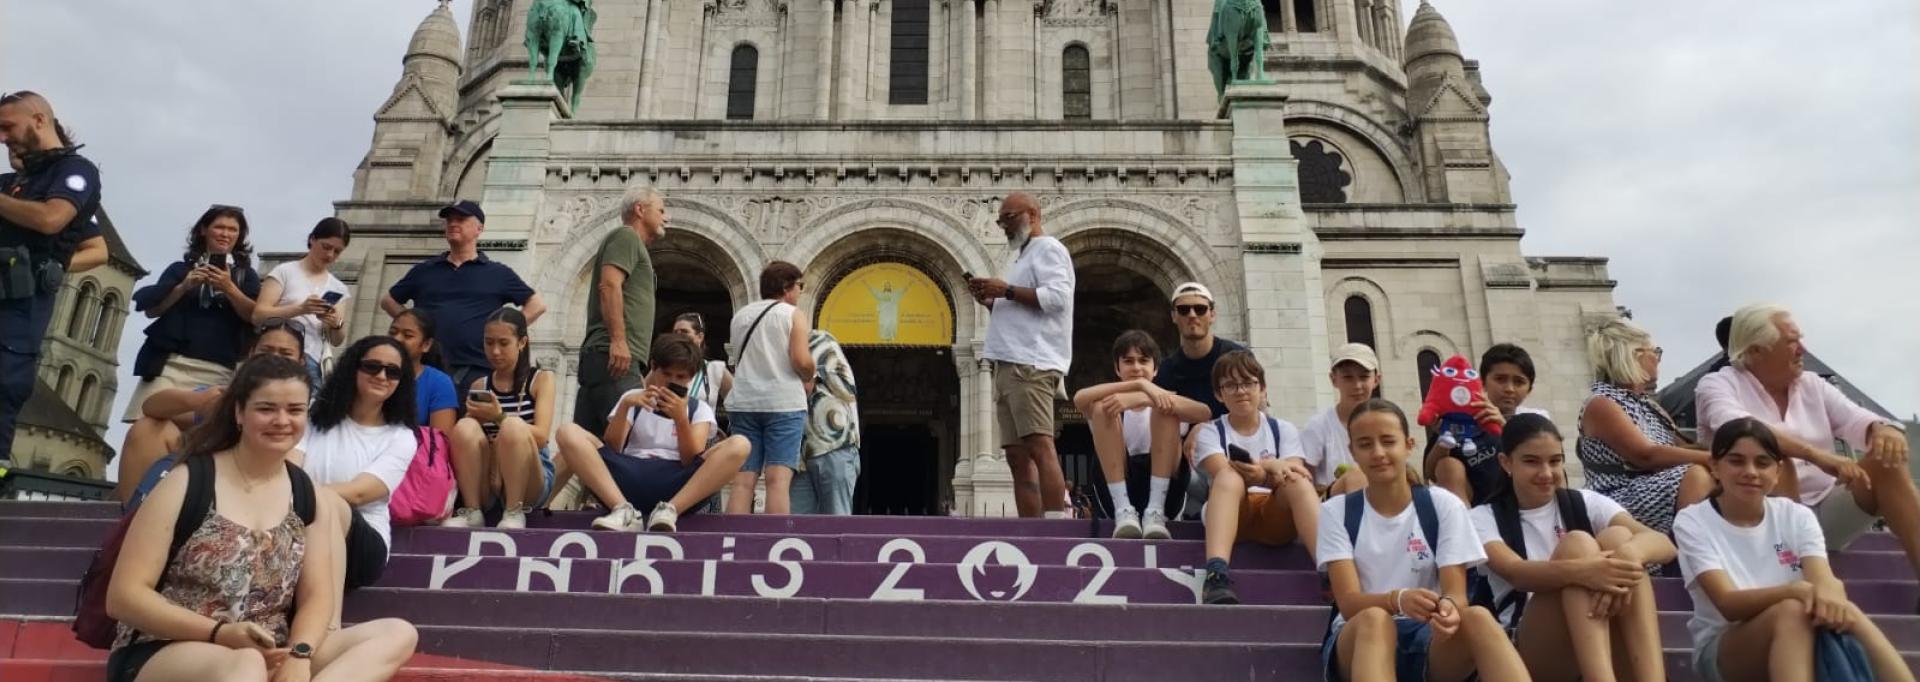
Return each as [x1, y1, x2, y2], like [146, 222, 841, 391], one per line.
[114, 506, 306, 648]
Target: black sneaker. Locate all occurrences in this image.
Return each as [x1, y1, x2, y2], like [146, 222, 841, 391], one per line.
[1202, 573, 1240, 605]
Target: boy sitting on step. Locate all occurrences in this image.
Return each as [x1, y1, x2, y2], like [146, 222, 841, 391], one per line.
[1071, 330, 1211, 539]
[552, 334, 749, 532]
[1192, 350, 1318, 605]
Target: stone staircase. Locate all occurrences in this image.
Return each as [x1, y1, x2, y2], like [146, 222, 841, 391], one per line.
[0, 500, 1914, 680]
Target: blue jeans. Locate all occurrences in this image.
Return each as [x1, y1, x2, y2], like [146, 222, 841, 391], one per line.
[1321, 614, 1432, 682]
[731, 411, 806, 473]
[303, 356, 323, 399]
[791, 446, 860, 515]
[0, 291, 57, 461]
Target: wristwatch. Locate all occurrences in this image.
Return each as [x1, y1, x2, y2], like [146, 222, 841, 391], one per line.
[289, 642, 314, 660]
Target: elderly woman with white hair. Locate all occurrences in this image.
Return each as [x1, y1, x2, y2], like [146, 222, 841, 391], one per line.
[1576, 318, 1714, 533]
[1696, 303, 1917, 578]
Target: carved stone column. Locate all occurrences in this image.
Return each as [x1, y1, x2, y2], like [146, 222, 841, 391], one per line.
[980, 0, 998, 118]
[817, 0, 836, 118]
[636, 0, 665, 117]
[957, 0, 978, 119]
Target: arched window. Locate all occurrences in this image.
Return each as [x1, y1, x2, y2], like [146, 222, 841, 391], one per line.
[1416, 349, 1441, 397]
[67, 281, 97, 339]
[1343, 295, 1375, 348]
[91, 292, 120, 350]
[78, 375, 99, 421]
[56, 365, 74, 399]
[1294, 0, 1318, 32]
[889, 0, 930, 104]
[61, 463, 91, 479]
[1062, 45, 1092, 121]
[726, 44, 759, 120]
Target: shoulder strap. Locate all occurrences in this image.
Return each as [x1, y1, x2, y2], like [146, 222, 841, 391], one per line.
[1266, 417, 1282, 456]
[1214, 417, 1228, 454]
[1492, 494, 1526, 560]
[1343, 490, 1366, 544]
[1411, 486, 1440, 552]
[734, 302, 781, 372]
[1558, 488, 1593, 536]
[286, 462, 318, 526]
[170, 456, 216, 569]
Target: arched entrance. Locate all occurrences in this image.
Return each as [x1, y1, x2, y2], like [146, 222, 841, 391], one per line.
[650, 231, 746, 363]
[809, 238, 964, 516]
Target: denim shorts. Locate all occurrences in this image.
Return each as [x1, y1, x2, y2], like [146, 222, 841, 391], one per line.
[731, 410, 806, 473]
[483, 445, 556, 512]
[1320, 614, 1433, 682]
[1692, 631, 1724, 682]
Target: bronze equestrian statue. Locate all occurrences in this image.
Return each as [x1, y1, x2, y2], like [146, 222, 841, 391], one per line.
[526, 0, 598, 114]
[1207, 0, 1270, 96]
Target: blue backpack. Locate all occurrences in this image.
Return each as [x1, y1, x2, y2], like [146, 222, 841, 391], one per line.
[1323, 486, 1441, 629]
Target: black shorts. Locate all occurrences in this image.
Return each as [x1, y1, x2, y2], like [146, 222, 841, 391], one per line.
[599, 445, 704, 512]
[107, 640, 170, 682]
[346, 508, 389, 590]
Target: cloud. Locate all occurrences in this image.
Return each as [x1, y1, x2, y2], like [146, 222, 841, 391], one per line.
[3, 0, 1913, 479]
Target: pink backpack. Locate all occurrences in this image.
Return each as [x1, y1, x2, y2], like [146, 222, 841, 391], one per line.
[390, 427, 456, 526]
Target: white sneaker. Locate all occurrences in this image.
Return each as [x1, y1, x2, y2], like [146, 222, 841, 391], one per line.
[591, 504, 644, 532]
[440, 507, 483, 528]
[647, 502, 680, 533]
[498, 505, 530, 530]
[1112, 506, 1144, 539]
[1142, 508, 1171, 540]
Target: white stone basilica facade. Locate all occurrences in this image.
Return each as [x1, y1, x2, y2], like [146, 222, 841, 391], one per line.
[317, 0, 1622, 514]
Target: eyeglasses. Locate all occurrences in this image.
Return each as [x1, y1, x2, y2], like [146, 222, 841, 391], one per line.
[1636, 346, 1664, 359]
[357, 360, 404, 381]
[208, 203, 245, 214]
[255, 317, 307, 337]
[1217, 381, 1261, 395]
[996, 213, 1024, 226]
[1175, 304, 1211, 317]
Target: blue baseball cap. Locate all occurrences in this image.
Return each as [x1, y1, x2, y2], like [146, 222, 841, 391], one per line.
[437, 199, 485, 223]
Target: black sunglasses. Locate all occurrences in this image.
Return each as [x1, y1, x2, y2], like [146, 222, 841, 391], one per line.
[357, 360, 404, 381]
[1175, 304, 1211, 317]
[256, 317, 307, 337]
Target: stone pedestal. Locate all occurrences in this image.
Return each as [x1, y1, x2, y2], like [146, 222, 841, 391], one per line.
[968, 452, 1016, 517]
[1222, 82, 1330, 424]
[481, 79, 570, 273]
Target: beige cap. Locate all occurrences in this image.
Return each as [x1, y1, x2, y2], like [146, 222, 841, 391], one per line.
[1170, 282, 1213, 304]
[1331, 343, 1380, 372]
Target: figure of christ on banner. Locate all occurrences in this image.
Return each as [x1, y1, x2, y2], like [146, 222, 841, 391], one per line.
[817, 263, 952, 347]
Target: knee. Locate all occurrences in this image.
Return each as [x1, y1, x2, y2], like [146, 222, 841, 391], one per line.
[1551, 530, 1602, 559]
[1764, 599, 1815, 634]
[1460, 605, 1504, 637]
[1210, 466, 1246, 494]
[377, 618, 420, 658]
[452, 418, 487, 443]
[1434, 456, 1465, 480]
[715, 436, 750, 466]
[228, 647, 271, 679]
[1349, 606, 1396, 640]
[496, 415, 531, 439]
[1595, 524, 1634, 550]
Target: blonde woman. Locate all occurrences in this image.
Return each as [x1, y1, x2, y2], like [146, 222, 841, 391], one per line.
[1575, 318, 1712, 533]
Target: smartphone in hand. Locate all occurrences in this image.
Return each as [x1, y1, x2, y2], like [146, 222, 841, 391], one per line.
[321, 291, 345, 306]
[1227, 445, 1254, 465]
[667, 383, 689, 398]
[208, 253, 230, 270]
[468, 389, 495, 404]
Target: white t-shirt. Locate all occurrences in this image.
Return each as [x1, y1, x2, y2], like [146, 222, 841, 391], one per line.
[299, 421, 416, 549]
[1121, 408, 1152, 456]
[1469, 490, 1627, 622]
[1192, 413, 1305, 494]
[1674, 497, 1828, 649]
[608, 388, 718, 460]
[1516, 406, 1551, 419]
[1316, 489, 1486, 595]
[1300, 407, 1355, 488]
[264, 260, 349, 365]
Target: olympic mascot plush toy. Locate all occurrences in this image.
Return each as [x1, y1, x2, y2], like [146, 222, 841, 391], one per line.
[1416, 355, 1503, 456]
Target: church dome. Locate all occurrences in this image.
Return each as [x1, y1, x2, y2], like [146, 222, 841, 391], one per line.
[1403, 1, 1463, 69]
[405, 0, 464, 74]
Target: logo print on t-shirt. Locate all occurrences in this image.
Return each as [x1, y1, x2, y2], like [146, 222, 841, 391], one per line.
[1775, 543, 1801, 571]
[66, 175, 87, 192]
[1406, 533, 1431, 562]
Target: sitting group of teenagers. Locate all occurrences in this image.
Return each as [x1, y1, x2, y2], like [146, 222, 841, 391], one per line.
[100, 299, 751, 681]
[1073, 303, 1914, 681]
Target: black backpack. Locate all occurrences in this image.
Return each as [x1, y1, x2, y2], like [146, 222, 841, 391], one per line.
[1468, 488, 1592, 629]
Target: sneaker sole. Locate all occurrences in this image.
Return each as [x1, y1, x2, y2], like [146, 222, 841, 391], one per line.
[1142, 527, 1171, 540]
[1111, 525, 1143, 540]
[648, 523, 676, 532]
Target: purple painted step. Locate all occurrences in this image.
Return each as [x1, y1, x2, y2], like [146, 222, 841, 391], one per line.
[0, 518, 111, 548]
[393, 527, 1304, 571]
[0, 501, 119, 519]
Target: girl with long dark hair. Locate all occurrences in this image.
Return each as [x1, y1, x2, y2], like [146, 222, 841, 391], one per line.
[293, 337, 419, 624]
[122, 205, 262, 425]
[104, 355, 416, 682]
[1673, 417, 1912, 681]
[1470, 413, 1672, 682]
[388, 308, 457, 434]
[443, 307, 556, 529]
[254, 217, 352, 387]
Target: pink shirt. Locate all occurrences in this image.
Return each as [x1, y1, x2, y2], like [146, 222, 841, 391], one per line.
[1694, 366, 1885, 505]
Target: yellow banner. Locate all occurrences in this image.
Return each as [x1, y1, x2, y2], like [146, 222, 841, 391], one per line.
[817, 263, 952, 346]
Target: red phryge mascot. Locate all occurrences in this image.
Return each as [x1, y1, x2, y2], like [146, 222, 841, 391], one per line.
[1416, 355, 1504, 456]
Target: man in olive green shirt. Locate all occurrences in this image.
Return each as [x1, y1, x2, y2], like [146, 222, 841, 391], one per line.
[574, 185, 667, 436]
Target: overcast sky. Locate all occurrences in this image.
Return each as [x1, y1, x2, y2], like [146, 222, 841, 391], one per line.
[4, 0, 1915, 471]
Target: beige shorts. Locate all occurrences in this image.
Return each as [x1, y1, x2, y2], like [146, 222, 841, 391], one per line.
[120, 355, 233, 423]
[994, 362, 1063, 447]
[1815, 487, 1880, 550]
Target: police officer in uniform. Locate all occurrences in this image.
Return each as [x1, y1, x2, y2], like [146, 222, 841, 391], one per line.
[0, 91, 103, 460]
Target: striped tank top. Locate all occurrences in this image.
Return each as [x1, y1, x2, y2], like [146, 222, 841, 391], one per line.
[480, 370, 544, 439]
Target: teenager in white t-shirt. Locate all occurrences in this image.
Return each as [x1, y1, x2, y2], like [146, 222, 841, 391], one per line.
[1470, 414, 1673, 682]
[253, 218, 352, 382]
[1300, 343, 1383, 497]
[290, 337, 420, 629]
[1071, 330, 1210, 539]
[1316, 399, 1527, 682]
[553, 334, 749, 532]
[1192, 350, 1314, 605]
[1673, 417, 1910, 682]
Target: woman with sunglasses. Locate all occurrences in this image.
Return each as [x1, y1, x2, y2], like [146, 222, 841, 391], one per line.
[292, 337, 419, 621]
[122, 205, 262, 426]
[115, 319, 306, 504]
[254, 218, 352, 388]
